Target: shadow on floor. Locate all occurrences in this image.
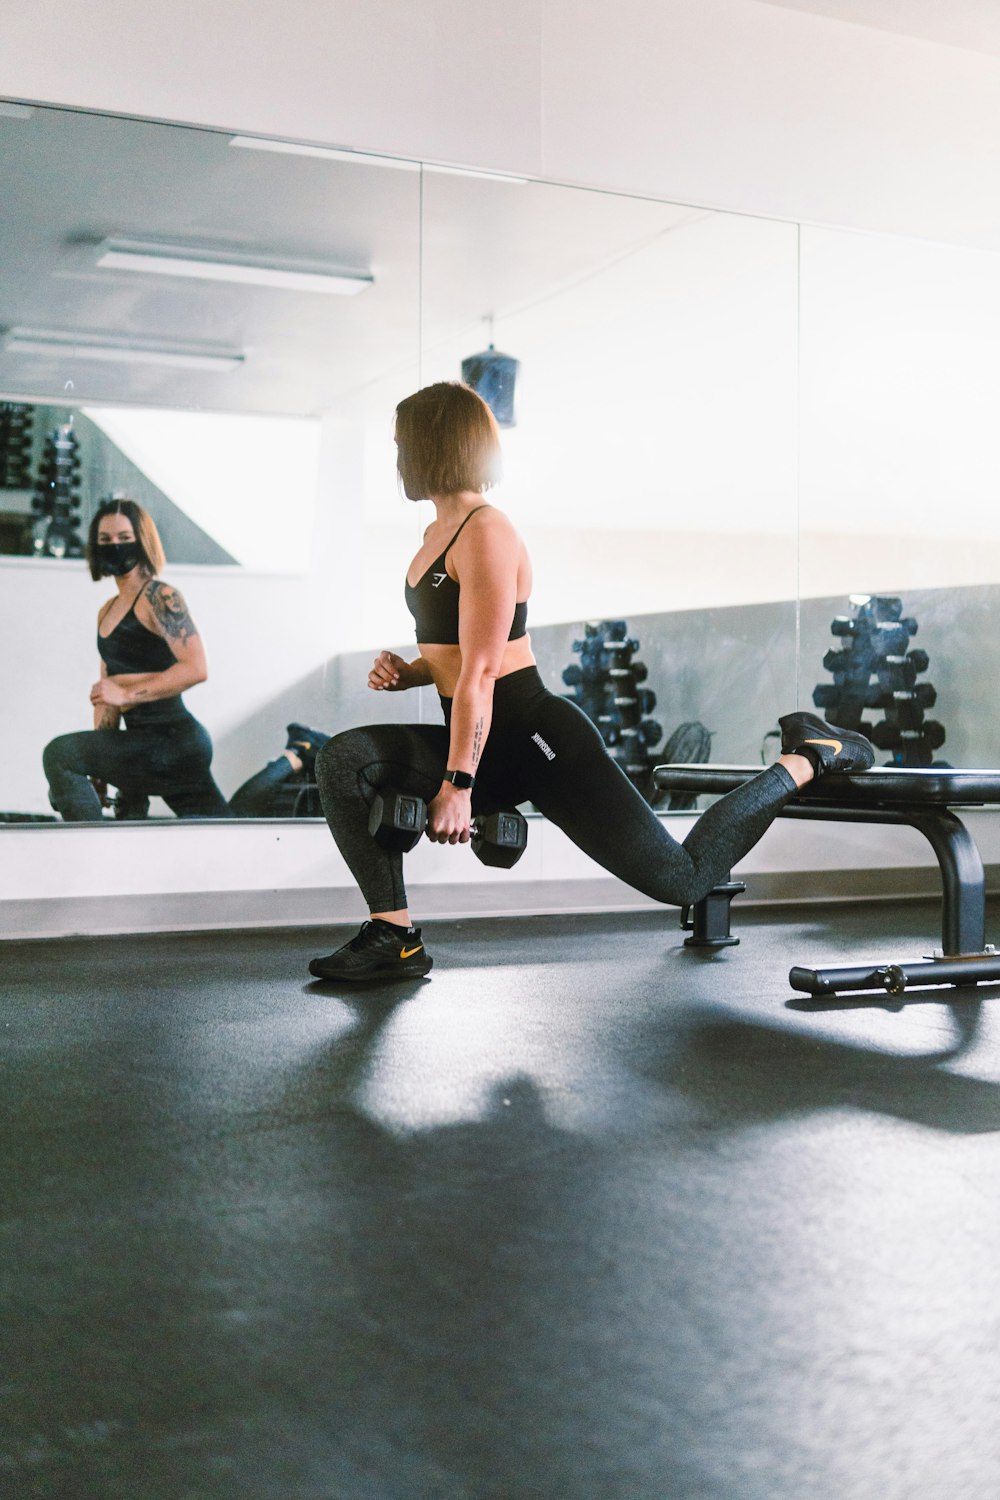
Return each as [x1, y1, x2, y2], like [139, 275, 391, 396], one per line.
[641, 1000, 1000, 1135]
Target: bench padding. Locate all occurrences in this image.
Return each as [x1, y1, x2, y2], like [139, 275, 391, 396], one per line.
[653, 764, 1000, 807]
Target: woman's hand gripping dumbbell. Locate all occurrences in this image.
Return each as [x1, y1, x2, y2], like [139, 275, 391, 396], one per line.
[368, 787, 528, 868]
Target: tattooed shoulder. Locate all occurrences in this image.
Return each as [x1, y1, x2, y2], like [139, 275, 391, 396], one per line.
[144, 579, 198, 643]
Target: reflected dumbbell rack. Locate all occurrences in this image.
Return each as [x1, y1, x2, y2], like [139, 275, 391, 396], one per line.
[561, 619, 664, 799]
[811, 593, 948, 768]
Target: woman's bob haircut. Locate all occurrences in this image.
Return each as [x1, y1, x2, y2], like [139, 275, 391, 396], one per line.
[85, 498, 166, 582]
[395, 382, 502, 501]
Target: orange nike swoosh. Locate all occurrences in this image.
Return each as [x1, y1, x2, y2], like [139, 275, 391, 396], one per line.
[803, 737, 842, 754]
[400, 945, 423, 959]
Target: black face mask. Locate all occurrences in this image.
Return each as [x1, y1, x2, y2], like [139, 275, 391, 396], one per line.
[96, 542, 142, 577]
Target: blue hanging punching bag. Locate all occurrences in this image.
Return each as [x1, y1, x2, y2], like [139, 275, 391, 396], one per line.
[461, 344, 519, 428]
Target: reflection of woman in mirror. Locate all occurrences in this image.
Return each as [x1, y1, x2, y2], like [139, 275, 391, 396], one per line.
[42, 499, 230, 821]
[310, 382, 874, 981]
[228, 724, 329, 817]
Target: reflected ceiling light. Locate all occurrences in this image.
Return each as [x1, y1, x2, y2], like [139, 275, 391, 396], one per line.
[229, 134, 419, 172]
[0, 102, 34, 119]
[94, 238, 374, 296]
[1, 328, 245, 372]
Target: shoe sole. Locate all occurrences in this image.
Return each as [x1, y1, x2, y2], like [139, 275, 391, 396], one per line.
[308, 956, 434, 983]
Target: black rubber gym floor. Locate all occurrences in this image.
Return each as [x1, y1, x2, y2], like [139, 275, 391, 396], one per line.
[4, 899, 1000, 1500]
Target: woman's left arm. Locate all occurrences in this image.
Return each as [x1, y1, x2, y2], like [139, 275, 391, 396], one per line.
[425, 512, 519, 844]
[90, 581, 208, 711]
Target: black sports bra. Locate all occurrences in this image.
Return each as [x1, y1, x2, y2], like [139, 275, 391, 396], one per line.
[98, 586, 187, 723]
[404, 506, 529, 645]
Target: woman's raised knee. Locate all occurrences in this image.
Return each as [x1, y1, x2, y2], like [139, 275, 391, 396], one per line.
[315, 729, 373, 794]
[42, 735, 74, 777]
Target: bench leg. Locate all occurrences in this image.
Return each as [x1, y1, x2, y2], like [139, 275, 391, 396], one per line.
[681, 876, 746, 949]
[913, 809, 988, 957]
[784, 804, 999, 998]
[790, 955, 1000, 998]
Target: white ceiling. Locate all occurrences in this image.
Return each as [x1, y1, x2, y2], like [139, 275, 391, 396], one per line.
[0, 104, 696, 418]
[752, 0, 1000, 59]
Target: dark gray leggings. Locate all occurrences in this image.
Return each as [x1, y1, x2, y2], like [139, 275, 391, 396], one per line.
[316, 666, 797, 914]
[43, 713, 231, 821]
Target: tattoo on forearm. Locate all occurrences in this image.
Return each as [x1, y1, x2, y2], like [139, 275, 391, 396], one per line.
[472, 717, 484, 767]
[146, 580, 197, 643]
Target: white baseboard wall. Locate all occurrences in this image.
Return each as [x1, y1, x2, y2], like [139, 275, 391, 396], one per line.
[3, 811, 1000, 940]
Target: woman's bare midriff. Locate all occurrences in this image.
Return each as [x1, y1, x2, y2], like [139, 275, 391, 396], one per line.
[419, 634, 536, 698]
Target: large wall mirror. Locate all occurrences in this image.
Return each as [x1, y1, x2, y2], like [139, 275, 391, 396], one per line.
[798, 225, 1000, 773]
[1, 99, 801, 829]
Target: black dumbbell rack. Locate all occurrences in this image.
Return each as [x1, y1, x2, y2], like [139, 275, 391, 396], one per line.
[812, 594, 946, 767]
[561, 619, 665, 796]
[0, 402, 34, 490]
[30, 422, 84, 559]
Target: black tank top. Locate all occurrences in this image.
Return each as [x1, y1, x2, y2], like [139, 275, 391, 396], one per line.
[97, 586, 188, 724]
[404, 507, 529, 645]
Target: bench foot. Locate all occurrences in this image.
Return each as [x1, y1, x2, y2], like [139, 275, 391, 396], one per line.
[681, 878, 746, 949]
[790, 953, 1000, 998]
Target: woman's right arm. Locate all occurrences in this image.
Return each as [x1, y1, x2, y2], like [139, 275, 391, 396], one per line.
[93, 637, 121, 732]
[368, 651, 434, 692]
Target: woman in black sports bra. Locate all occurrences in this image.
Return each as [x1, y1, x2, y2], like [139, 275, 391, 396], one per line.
[310, 381, 874, 982]
[42, 498, 230, 820]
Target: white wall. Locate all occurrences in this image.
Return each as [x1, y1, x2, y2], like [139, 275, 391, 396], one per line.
[799, 224, 1000, 599]
[4, 1, 1000, 254]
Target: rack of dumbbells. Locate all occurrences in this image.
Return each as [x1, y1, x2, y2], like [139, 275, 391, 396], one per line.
[561, 619, 664, 797]
[812, 594, 946, 767]
[30, 421, 84, 559]
[0, 402, 34, 492]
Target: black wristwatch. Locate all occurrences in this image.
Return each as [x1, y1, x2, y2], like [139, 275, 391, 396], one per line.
[444, 769, 476, 790]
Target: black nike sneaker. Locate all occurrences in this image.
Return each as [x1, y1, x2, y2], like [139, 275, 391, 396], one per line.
[778, 710, 875, 775]
[286, 723, 331, 772]
[308, 919, 433, 982]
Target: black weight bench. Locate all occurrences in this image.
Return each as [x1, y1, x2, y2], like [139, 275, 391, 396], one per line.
[652, 764, 1000, 998]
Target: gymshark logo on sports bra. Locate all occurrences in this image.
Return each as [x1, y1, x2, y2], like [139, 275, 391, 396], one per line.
[531, 732, 556, 760]
[431, 572, 448, 588]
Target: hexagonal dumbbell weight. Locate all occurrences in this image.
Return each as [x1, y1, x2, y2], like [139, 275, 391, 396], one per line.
[369, 787, 528, 868]
[368, 788, 427, 852]
[471, 808, 528, 868]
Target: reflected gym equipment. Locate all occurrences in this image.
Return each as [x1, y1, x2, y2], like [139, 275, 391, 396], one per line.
[560, 618, 666, 799]
[460, 345, 519, 428]
[811, 594, 947, 768]
[30, 422, 84, 559]
[0, 402, 33, 491]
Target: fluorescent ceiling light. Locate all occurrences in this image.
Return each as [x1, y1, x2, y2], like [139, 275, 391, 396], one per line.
[1, 328, 244, 372]
[0, 102, 34, 120]
[229, 134, 418, 172]
[95, 238, 373, 296]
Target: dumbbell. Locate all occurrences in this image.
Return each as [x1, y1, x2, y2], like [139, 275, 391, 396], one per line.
[884, 686, 937, 728]
[877, 651, 931, 690]
[609, 661, 648, 684]
[870, 720, 946, 751]
[830, 619, 916, 653]
[368, 787, 528, 868]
